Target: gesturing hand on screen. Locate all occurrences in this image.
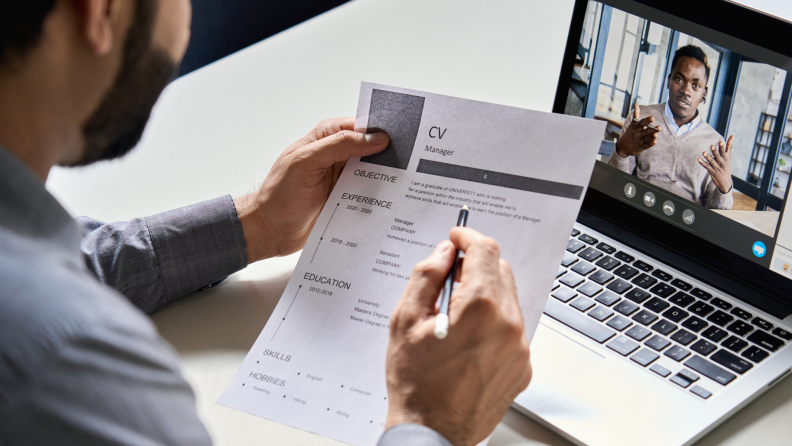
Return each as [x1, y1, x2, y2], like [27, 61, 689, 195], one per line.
[699, 135, 734, 194]
[615, 104, 662, 158]
[384, 228, 532, 446]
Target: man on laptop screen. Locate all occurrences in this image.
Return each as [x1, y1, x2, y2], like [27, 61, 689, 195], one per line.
[608, 45, 735, 210]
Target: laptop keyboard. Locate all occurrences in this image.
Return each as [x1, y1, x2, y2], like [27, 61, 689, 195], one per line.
[545, 226, 792, 400]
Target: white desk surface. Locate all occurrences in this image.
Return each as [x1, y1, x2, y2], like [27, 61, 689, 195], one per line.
[46, 0, 792, 444]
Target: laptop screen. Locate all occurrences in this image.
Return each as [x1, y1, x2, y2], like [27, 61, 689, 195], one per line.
[557, 0, 792, 287]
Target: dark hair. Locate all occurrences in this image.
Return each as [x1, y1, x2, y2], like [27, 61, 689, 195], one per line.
[671, 45, 711, 81]
[0, 1, 58, 66]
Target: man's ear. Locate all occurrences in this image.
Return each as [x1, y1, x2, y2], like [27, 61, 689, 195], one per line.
[79, 0, 125, 56]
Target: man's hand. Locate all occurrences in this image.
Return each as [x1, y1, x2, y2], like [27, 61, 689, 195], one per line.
[234, 118, 389, 263]
[698, 135, 734, 194]
[385, 228, 532, 446]
[615, 104, 662, 158]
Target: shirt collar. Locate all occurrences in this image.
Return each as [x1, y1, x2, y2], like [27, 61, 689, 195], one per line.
[664, 102, 701, 136]
[0, 145, 81, 260]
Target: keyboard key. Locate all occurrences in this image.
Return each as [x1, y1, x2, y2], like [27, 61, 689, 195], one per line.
[560, 272, 585, 289]
[567, 239, 585, 253]
[578, 282, 603, 297]
[607, 336, 640, 356]
[633, 260, 653, 272]
[742, 346, 769, 363]
[702, 327, 729, 342]
[632, 310, 659, 326]
[649, 283, 676, 298]
[662, 306, 689, 323]
[652, 269, 672, 281]
[571, 229, 580, 237]
[731, 308, 752, 320]
[557, 266, 566, 278]
[772, 327, 792, 341]
[664, 346, 691, 362]
[588, 305, 614, 322]
[679, 369, 700, 383]
[596, 242, 616, 254]
[578, 247, 604, 262]
[595, 256, 621, 271]
[606, 278, 632, 294]
[650, 363, 672, 377]
[578, 234, 598, 244]
[707, 310, 734, 327]
[614, 265, 639, 280]
[671, 279, 692, 291]
[614, 251, 635, 263]
[607, 315, 633, 331]
[551, 286, 577, 302]
[632, 273, 658, 289]
[685, 355, 736, 385]
[571, 261, 596, 276]
[711, 349, 753, 374]
[651, 320, 677, 335]
[751, 317, 773, 331]
[722, 336, 748, 353]
[727, 321, 754, 337]
[690, 385, 712, 399]
[689, 301, 714, 317]
[595, 290, 621, 306]
[670, 374, 692, 388]
[544, 299, 616, 343]
[561, 252, 579, 267]
[669, 292, 695, 308]
[690, 288, 712, 301]
[589, 270, 614, 285]
[552, 282, 560, 291]
[681, 316, 708, 333]
[644, 297, 670, 313]
[670, 329, 697, 346]
[747, 331, 786, 352]
[691, 339, 717, 355]
[624, 289, 651, 304]
[711, 298, 732, 310]
[614, 300, 640, 316]
[631, 348, 660, 367]
[570, 297, 596, 312]
[645, 335, 671, 351]
[626, 325, 652, 341]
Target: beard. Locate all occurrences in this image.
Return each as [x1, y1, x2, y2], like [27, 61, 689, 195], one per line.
[64, 0, 178, 167]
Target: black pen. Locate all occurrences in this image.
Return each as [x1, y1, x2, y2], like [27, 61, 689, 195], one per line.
[434, 205, 469, 339]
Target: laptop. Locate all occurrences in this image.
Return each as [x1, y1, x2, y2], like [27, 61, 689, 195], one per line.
[511, 1, 792, 444]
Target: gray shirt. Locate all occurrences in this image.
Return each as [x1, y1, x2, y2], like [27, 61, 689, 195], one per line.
[0, 145, 449, 446]
[608, 102, 732, 210]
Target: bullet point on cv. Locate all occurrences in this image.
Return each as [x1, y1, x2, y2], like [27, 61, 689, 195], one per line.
[242, 384, 245, 386]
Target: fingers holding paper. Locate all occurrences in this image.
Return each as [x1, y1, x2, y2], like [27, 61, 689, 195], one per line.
[233, 118, 389, 263]
[385, 227, 532, 446]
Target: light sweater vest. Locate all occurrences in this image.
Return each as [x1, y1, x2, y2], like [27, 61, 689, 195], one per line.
[608, 102, 732, 210]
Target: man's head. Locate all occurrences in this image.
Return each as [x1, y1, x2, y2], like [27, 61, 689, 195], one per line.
[666, 45, 710, 123]
[0, 0, 191, 175]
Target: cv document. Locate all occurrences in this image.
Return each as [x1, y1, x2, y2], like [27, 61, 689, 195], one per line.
[218, 83, 606, 445]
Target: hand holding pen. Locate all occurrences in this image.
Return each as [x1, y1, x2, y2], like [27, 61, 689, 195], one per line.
[434, 205, 469, 339]
[384, 226, 532, 446]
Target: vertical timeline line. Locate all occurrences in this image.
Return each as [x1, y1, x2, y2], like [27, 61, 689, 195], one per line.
[271, 285, 302, 341]
[311, 203, 340, 263]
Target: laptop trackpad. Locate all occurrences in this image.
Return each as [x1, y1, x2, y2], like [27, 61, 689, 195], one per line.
[519, 322, 606, 406]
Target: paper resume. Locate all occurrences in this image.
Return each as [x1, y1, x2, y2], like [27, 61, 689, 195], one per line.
[218, 83, 606, 445]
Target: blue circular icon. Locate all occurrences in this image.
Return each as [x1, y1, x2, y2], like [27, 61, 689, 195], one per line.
[752, 241, 767, 258]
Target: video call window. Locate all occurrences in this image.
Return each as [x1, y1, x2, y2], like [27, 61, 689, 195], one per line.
[565, 0, 792, 240]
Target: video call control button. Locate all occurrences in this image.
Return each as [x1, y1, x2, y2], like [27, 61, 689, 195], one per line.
[662, 200, 675, 216]
[643, 192, 656, 207]
[752, 241, 766, 258]
[682, 209, 695, 225]
[624, 183, 636, 198]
